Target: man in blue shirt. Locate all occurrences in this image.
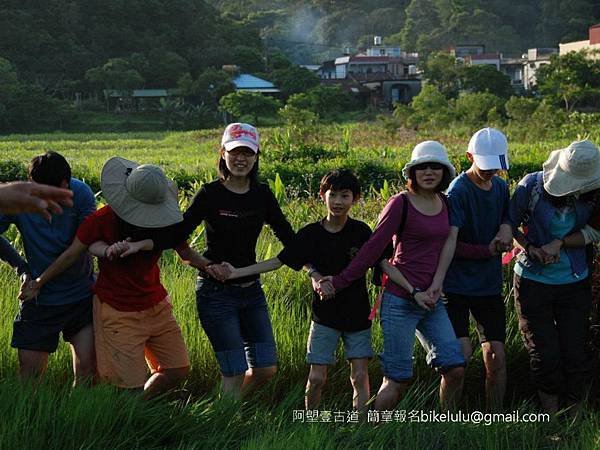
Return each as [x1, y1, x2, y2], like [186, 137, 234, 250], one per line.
[444, 128, 512, 410]
[0, 152, 96, 384]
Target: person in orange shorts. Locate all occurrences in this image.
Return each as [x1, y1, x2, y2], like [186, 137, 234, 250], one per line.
[20, 157, 200, 398]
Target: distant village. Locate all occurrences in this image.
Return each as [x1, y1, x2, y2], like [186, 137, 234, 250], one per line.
[105, 24, 600, 112]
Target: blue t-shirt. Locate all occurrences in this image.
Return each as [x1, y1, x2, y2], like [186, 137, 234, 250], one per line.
[444, 173, 510, 296]
[515, 207, 587, 284]
[0, 178, 96, 305]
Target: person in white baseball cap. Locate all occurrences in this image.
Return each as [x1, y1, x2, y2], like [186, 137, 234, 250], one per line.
[467, 127, 509, 171]
[443, 127, 513, 411]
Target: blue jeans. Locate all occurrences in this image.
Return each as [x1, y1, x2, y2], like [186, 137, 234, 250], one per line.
[380, 291, 465, 382]
[196, 278, 277, 377]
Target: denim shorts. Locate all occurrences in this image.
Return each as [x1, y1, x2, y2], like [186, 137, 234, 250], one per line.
[196, 278, 277, 377]
[306, 321, 373, 365]
[379, 291, 465, 382]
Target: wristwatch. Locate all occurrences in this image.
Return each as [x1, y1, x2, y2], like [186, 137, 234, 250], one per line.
[307, 265, 318, 278]
[410, 287, 422, 299]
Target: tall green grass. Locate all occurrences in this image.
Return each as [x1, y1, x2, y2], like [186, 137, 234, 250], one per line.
[0, 125, 599, 448]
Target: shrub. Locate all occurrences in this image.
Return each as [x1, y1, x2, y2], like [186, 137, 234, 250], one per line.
[453, 92, 505, 128]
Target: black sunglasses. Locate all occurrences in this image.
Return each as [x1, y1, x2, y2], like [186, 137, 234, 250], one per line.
[413, 162, 445, 171]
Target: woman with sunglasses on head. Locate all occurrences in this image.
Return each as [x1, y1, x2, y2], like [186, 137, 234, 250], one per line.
[320, 141, 466, 411]
[163, 123, 295, 399]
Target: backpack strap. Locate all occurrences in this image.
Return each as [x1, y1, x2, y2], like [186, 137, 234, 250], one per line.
[523, 172, 543, 228]
[369, 192, 409, 320]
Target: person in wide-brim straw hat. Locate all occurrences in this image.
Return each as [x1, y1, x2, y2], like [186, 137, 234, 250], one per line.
[101, 157, 182, 228]
[542, 140, 600, 196]
[21, 156, 192, 398]
[507, 139, 600, 414]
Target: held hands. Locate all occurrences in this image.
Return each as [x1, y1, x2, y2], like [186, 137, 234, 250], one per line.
[539, 239, 562, 264]
[18, 275, 40, 302]
[489, 227, 514, 255]
[528, 245, 557, 265]
[413, 291, 436, 311]
[313, 275, 335, 300]
[104, 238, 147, 260]
[205, 262, 234, 282]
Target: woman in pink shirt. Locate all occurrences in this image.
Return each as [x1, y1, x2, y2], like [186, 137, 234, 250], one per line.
[323, 141, 466, 411]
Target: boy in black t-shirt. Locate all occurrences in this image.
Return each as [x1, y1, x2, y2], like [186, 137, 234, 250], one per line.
[222, 169, 373, 413]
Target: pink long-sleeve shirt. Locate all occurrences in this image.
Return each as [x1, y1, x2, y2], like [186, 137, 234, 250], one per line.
[332, 193, 450, 299]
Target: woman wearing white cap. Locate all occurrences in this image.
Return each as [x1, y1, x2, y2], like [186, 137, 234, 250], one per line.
[162, 123, 296, 399]
[21, 157, 191, 398]
[322, 141, 466, 411]
[508, 140, 600, 414]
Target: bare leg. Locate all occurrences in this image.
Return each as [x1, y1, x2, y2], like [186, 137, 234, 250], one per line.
[459, 337, 473, 362]
[241, 365, 277, 395]
[18, 349, 49, 381]
[440, 366, 465, 411]
[374, 377, 408, 411]
[305, 364, 327, 409]
[481, 341, 506, 411]
[220, 374, 245, 400]
[143, 366, 190, 400]
[69, 324, 96, 387]
[349, 359, 370, 414]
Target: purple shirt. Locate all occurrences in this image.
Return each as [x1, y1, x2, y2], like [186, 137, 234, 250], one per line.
[332, 193, 449, 299]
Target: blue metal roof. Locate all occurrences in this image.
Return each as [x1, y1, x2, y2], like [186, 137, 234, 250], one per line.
[232, 74, 279, 92]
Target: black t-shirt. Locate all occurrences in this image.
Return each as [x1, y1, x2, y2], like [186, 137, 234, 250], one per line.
[167, 180, 295, 284]
[278, 218, 372, 331]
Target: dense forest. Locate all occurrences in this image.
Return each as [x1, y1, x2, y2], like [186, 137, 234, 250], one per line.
[210, 0, 600, 62]
[0, 0, 598, 133]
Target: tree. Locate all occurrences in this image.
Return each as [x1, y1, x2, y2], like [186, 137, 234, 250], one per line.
[459, 64, 514, 99]
[536, 50, 600, 112]
[232, 45, 265, 73]
[85, 58, 144, 92]
[453, 92, 505, 127]
[409, 84, 453, 129]
[270, 66, 320, 97]
[401, 0, 442, 53]
[286, 85, 353, 118]
[219, 91, 281, 124]
[145, 50, 189, 88]
[179, 69, 234, 109]
[423, 52, 462, 98]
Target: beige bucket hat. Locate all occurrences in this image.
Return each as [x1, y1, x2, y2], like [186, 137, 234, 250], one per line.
[543, 140, 600, 196]
[100, 157, 183, 228]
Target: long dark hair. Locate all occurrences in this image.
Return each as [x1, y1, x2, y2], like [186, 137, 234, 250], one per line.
[542, 188, 573, 209]
[217, 147, 260, 184]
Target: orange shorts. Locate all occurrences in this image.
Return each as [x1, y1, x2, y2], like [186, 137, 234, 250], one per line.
[93, 295, 190, 388]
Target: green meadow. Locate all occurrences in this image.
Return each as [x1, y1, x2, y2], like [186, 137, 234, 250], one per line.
[0, 123, 599, 449]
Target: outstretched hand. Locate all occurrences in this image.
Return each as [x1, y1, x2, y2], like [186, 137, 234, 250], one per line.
[0, 181, 73, 220]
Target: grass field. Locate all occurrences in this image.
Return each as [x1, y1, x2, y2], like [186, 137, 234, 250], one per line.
[0, 123, 599, 449]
